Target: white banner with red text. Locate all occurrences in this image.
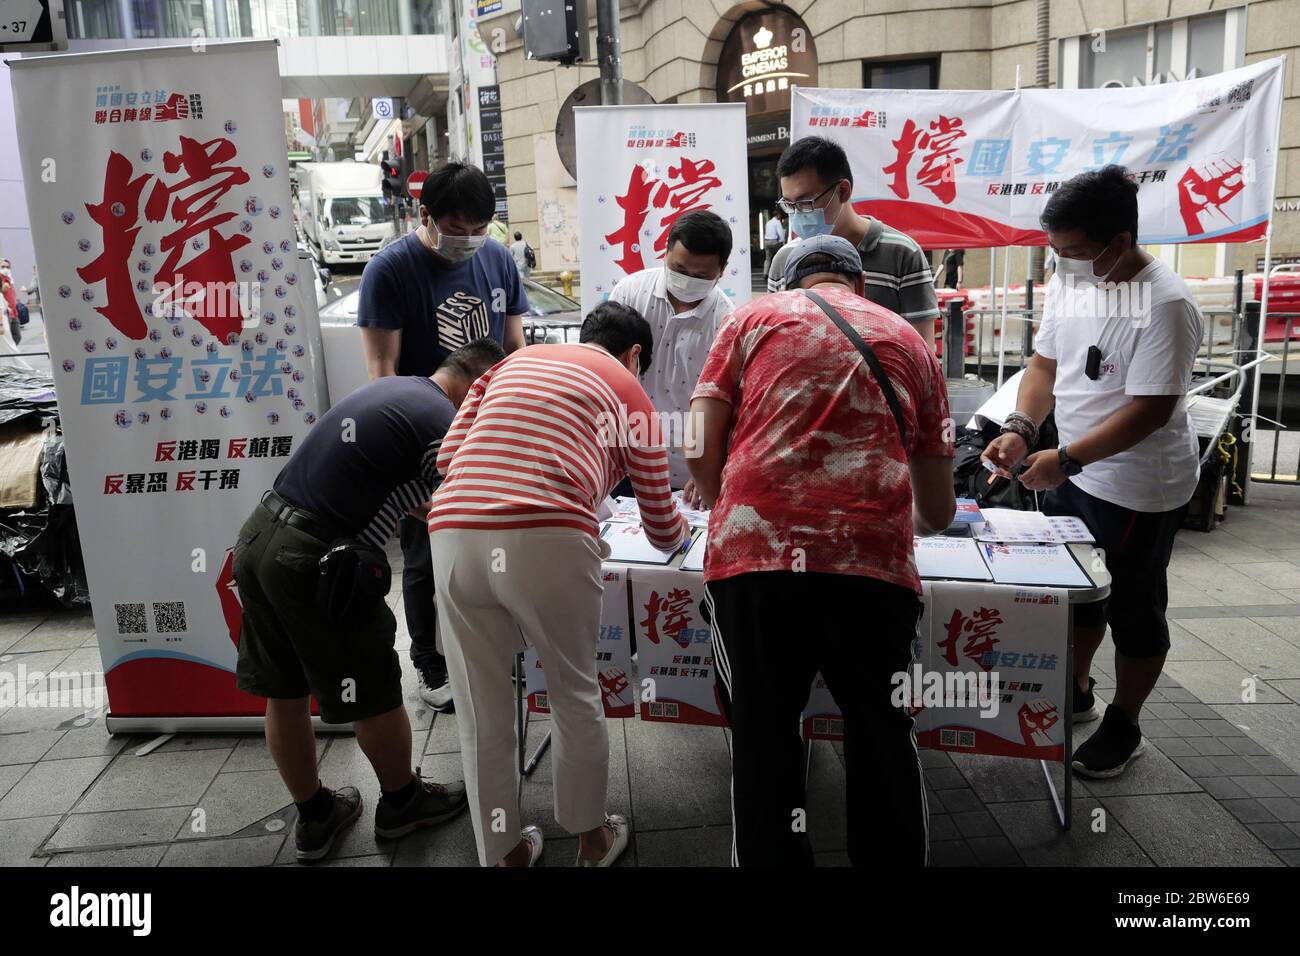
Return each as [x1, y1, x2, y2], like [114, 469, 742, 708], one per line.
[789, 57, 1285, 248]
[10, 41, 323, 723]
[575, 103, 753, 317]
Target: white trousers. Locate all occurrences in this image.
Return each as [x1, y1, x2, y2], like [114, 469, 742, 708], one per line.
[430, 525, 611, 866]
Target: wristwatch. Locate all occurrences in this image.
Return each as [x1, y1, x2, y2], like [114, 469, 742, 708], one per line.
[1058, 445, 1084, 477]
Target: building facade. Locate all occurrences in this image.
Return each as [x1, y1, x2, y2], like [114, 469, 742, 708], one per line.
[478, 0, 1299, 284]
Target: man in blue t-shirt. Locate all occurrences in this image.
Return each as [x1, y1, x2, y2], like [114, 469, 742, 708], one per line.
[358, 161, 529, 713]
[233, 339, 506, 862]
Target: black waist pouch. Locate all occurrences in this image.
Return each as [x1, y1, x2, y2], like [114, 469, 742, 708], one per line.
[316, 539, 392, 619]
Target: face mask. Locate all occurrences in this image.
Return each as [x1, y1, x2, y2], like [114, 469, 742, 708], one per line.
[1054, 242, 1117, 288]
[788, 191, 843, 239]
[663, 266, 717, 303]
[433, 231, 486, 263]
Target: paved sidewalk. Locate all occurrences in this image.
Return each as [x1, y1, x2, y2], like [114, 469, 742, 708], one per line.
[3, 484, 1300, 867]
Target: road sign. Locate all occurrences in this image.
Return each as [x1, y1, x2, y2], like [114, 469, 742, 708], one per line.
[407, 170, 429, 201]
[0, 0, 68, 52]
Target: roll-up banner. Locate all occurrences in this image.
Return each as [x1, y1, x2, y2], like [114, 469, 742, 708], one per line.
[9, 40, 324, 729]
[575, 102, 753, 317]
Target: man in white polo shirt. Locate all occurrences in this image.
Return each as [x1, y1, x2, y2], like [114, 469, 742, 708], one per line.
[983, 165, 1203, 779]
[607, 209, 735, 504]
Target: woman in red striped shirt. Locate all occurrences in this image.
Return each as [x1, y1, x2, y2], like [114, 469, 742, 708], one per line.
[429, 302, 689, 867]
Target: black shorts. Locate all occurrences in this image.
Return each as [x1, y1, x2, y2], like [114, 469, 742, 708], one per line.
[1042, 479, 1187, 658]
[232, 502, 403, 724]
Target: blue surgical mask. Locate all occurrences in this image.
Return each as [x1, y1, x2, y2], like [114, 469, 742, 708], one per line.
[789, 201, 840, 239]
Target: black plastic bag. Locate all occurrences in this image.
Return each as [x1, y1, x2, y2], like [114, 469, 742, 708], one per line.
[952, 412, 1058, 512]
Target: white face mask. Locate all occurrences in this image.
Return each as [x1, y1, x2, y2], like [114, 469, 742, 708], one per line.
[433, 231, 487, 263]
[663, 266, 718, 303]
[1054, 242, 1117, 289]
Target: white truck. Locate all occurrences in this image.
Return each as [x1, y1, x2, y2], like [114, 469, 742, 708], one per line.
[297, 162, 396, 267]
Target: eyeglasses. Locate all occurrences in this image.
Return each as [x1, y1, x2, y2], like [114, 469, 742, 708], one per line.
[776, 182, 839, 215]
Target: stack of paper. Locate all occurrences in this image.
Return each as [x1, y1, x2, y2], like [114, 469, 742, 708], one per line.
[913, 536, 992, 581]
[974, 508, 1053, 543]
[601, 522, 694, 565]
[609, 494, 709, 529]
[670, 490, 710, 528]
[974, 508, 1094, 545]
[681, 533, 708, 572]
[979, 542, 1092, 587]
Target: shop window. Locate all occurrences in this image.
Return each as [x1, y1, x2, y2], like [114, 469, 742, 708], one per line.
[863, 58, 938, 90]
[1060, 7, 1242, 90]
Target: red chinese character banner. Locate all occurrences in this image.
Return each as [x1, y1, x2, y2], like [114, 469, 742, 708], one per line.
[789, 58, 1284, 249]
[525, 567, 635, 719]
[574, 103, 752, 317]
[628, 566, 727, 727]
[913, 583, 1069, 761]
[10, 41, 323, 726]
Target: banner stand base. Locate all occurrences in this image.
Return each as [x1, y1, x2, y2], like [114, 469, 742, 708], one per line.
[105, 715, 353, 736]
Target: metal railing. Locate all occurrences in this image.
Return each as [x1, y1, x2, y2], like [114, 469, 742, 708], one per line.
[1249, 309, 1300, 485]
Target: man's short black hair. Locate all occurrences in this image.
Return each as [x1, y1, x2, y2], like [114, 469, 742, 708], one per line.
[580, 301, 653, 375]
[437, 337, 506, 381]
[667, 209, 732, 267]
[421, 161, 495, 224]
[513, 231, 522, 241]
[1040, 165, 1140, 246]
[777, 136, 854, 189]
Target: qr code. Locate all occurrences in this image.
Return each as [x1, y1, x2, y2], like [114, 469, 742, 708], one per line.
[647, 702, 679, 719]
[114, 603, 148, 634]
[940, 728, 958, 746]
[958, 731, 976, 748]
[1227, 79, 1253, 104]
[153, 601, 187, 633]
[534, 692, 549, 711]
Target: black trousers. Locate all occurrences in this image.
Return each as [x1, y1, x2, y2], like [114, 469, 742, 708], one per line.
[1042, 479, 1186, 658]
[399, 515, 444, 674]
[705, 571, 927, 867]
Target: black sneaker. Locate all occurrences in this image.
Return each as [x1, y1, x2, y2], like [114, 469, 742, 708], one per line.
[1072, 704, 1145, 778]
[1073, 676, 1100, 724]
[417, 665, 454, 713]
[294, 786, 363, 862]
[374, 768, 469, 839]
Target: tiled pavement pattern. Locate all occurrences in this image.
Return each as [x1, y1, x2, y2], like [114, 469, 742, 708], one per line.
[3, 483, 1300, 867]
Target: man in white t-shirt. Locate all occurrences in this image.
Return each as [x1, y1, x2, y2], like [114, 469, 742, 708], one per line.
[763, 210, 786, 275]
[983, 165, 1203, 779]
[607, 209, 735, 503]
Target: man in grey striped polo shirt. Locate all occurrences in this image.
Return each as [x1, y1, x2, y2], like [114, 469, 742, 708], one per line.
[766, 136, 940, 350]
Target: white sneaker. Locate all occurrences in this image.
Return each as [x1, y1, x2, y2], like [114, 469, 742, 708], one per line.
[417, 668, 454, 713]
[494, 826, 544, 867]
[521, 825, 544, 866]
[575, 814, 630, 867]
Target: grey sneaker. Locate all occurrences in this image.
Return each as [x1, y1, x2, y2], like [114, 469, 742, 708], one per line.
[294, 786, 363, 862]
[575, 814, 630, 867]
[418, 666, 454, 713]
[374, 769, 468, 839]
